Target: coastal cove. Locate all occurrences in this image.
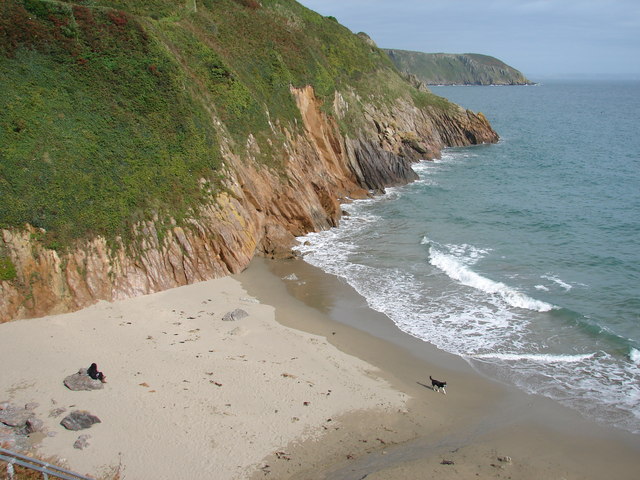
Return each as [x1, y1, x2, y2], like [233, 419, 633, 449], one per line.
[2, 2, 638, 478]
[295, 79, 640, 437]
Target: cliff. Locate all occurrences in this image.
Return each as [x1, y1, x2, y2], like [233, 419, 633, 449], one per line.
[0, 0, 498, 322]
[385, 50, 535, 85]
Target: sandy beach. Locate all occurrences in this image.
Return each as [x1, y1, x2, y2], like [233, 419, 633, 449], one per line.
[1, 257, 639, 479]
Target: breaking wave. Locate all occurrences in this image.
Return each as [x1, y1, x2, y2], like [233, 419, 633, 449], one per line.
[427, 241, 555, 312]
[470, 352, 596, 363]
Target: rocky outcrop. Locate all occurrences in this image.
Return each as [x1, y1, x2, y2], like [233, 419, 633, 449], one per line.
[0, 86, 497, 322]
[348, 137, 418, 192]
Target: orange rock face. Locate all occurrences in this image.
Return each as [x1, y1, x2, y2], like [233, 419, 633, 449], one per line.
[0, 87, 497, 322]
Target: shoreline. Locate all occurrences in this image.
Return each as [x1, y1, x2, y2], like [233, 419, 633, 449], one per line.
[1, 256, 638, 479]
[238, 257, 640, 479]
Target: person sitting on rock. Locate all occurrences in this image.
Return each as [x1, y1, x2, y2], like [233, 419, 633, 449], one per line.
[87, 363, 106, 383]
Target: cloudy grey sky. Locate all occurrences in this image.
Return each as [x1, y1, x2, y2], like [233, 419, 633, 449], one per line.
[297, 0, 640, 80]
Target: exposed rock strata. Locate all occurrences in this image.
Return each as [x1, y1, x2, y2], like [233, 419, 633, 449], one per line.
[0, 87, 497, 322]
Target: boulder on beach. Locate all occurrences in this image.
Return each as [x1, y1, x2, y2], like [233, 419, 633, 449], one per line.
[60, 410, 101, 431]
[64, 368, 104, 391]
[0, 401, 46, 450]
[0, 401, 43, 433]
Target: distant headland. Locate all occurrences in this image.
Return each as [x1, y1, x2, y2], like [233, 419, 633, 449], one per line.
[384, 49, 535, 85]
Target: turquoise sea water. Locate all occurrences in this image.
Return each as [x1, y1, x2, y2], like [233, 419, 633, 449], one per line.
[295, 80, 640, 434]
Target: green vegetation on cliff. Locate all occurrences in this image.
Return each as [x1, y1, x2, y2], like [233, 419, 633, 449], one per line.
[385, 50, 534, 85]
[1, 0, 224, 249]
[0, 253, 17, 281]
[0, 0, 460, 250]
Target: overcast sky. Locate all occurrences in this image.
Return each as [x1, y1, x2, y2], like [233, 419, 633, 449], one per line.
[296, 0, 640, 80]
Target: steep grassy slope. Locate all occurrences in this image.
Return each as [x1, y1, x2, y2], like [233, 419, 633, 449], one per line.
[1, 0, 465, 251]
[0, 0, 498, 320]
[1, 0, 223, 249]
[385, 50, 534, 85]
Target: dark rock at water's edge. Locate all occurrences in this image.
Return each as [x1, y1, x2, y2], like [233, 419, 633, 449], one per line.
[64, 368, 104, 391]
[349, 138, 419, 193]
[60, 411, 101, 431]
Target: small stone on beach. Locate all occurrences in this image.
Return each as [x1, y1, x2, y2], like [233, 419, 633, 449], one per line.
[49, 407, 67, 418]
[222, 308, 249, 321]
[73, 434, 91, 450]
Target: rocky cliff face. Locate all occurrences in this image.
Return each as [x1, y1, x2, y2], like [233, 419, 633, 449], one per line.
[0, 85, 497, 322]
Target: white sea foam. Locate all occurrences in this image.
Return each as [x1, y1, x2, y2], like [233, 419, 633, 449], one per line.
[421, 238, 489, 264]
[541, 274, 573, 291]
[630, 348, 640, 365]
[298, 229, 528, 356]
[445, 243, 491, 264]
[429, 246, 555, 312]
[411, 162, 444, 186]
[471, 352, 596, 363]
[535, 285, 550, 291]
[348, 264, 527, 357]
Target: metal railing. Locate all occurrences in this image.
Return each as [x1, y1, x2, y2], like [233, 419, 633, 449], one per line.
[0, 447, 94, 480]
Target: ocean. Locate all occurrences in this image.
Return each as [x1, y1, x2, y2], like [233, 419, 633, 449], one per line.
[294, 80, 640, 434]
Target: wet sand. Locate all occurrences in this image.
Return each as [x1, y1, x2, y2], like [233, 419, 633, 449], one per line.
[239, 257, 640, 480]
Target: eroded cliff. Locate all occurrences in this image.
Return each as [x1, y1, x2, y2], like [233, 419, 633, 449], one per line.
[0, 1, 498, 321]
[0, 84, 496, 321]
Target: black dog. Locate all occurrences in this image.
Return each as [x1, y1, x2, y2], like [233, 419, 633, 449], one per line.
[430, 375, 447, 394]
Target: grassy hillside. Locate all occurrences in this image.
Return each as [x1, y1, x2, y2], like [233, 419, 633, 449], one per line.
[1, 0, 457, 251]
[1, 0, 224, 249]
[385, 50, 534, 85]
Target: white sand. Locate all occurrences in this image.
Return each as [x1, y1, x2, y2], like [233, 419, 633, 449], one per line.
[0, 277, 407, 479]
